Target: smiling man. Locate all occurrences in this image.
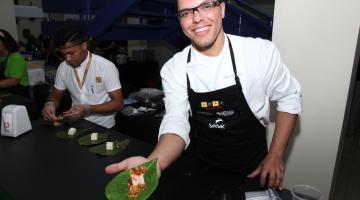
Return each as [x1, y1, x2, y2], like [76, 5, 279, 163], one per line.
[42, 27, 123, 128]
[106, 0, 302, 191]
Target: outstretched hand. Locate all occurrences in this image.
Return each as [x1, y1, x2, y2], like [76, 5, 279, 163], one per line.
[105, 156, 162, 177]
[247, 152, 285, 190]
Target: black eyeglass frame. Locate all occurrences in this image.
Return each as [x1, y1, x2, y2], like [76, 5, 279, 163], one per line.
[177, 0, 224, 19]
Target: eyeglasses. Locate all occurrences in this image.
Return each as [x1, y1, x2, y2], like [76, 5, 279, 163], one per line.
[177, 0, 223, 20]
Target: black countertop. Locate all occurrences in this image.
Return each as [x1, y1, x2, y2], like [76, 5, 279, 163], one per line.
[0, 120, 152, 200]
[0, 120, 291, 200]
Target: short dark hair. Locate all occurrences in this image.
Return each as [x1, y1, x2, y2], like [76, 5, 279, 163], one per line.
[53, 26, 89, 48]
[0, 29, 20, 53]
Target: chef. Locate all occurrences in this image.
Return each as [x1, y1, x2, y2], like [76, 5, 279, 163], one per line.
[106, 0, 302, 190]
[42, 27, 123, 128]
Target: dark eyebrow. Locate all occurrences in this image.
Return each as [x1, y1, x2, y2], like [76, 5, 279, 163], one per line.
[178, 1, 210, 12]
[60, 50, 76, 56]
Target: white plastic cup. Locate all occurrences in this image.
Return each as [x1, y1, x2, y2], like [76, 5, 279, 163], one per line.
[291, 185, 323, 200]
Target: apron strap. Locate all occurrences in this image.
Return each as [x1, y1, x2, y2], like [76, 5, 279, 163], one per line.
[186, 48, 191, 89]
[187, 48, 191, 63]
[226, 36, 242, 90]
[186, 36, 242, 90]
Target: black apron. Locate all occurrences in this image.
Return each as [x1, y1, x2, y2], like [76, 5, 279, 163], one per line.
[187, 37, 268, 176]
[0, 56, 29, 97]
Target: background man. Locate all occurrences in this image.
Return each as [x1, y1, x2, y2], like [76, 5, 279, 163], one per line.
[42, 27, 123, 128]
[20, 28, 38, 52]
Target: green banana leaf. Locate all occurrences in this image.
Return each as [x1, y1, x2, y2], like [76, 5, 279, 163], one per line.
[55, 127, 92, 140]
[89, 139, 130, 156]
[105, 159, 158, 200]
[77, 132, 110, 146]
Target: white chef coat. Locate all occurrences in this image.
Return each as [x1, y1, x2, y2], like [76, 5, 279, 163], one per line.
[54, 52, 122, 128]
[159, 34, 302, 147]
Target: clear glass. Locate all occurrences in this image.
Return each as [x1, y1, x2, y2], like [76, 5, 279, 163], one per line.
[291, 185, 323, 200]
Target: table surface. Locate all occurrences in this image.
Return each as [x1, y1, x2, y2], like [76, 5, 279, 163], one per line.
[0, 120, 291, 200]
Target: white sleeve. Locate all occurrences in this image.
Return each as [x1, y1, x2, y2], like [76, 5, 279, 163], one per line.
[262, 41, 302, 114]
[54, 63, 66, 91]
[158, 56, 191, 148]
[104, 63, 121, 92]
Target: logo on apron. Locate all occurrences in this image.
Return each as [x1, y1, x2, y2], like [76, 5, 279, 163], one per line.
[216, 110, 235, 117]
[212, 101, 220, 107]
[208, 118, 226, 129]
[196, 111, 214, 116]
[201, 102, 208, 108]
[200, 101, 224, 109]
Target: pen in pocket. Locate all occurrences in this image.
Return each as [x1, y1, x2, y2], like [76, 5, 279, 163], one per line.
[91, 85, 94, 94]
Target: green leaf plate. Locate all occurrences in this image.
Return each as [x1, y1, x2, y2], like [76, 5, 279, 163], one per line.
[77, 132, 110, 146]
[89, 139, 130, 156]
[55, 127, 92, 140]
[105, 159, 158, 200]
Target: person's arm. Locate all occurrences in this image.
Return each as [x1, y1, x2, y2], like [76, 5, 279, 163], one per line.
[247, 112, 297, 189]
[89, 89, 123, 113]
[147, 133, 186, 171]
[247, 40, 302, 189]
[47, 87, 64, 108]
[42, 87, 64, 121]
[105, 133, 186, 176]
[105, 53, 189, 175]
[0, 78, 19, 88]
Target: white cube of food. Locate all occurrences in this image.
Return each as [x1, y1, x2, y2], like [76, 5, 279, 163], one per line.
[90, 132, 98, 141]
[106, 142, 113, 150]
[68, 127, 77, 135]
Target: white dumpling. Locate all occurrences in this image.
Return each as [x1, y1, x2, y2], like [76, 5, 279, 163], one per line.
[68, 127, 77, 135]
[106, 142, 113, 150]
[90, 132, 98, 141]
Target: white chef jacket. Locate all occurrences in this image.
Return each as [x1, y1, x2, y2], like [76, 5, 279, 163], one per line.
[54, 52, 122, 128]
[159, 34, 302, 147]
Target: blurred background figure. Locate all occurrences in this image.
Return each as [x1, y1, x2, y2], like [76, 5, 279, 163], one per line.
[0, 29, 29, 97]
[20, 28, 38, 52]
[37, 33, 51, 60]
[44, 36, 62, 67]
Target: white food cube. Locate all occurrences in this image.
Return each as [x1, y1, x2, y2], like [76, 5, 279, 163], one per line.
[68, 127, 77, 135]
[90, 132, 98, 141]
[106, 142, 113, 150]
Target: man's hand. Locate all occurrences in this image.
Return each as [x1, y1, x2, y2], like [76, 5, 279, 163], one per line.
[247, 152, 285, 190]
[42, 101, 57, 121]
[105, 156, 161, 177]
[62, 104, 91, 121]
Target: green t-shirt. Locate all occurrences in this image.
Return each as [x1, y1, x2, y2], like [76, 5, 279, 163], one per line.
[0, 52, 29, 86]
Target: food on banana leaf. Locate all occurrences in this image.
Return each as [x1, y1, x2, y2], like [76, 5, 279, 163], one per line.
[105, 159, 158, 200]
